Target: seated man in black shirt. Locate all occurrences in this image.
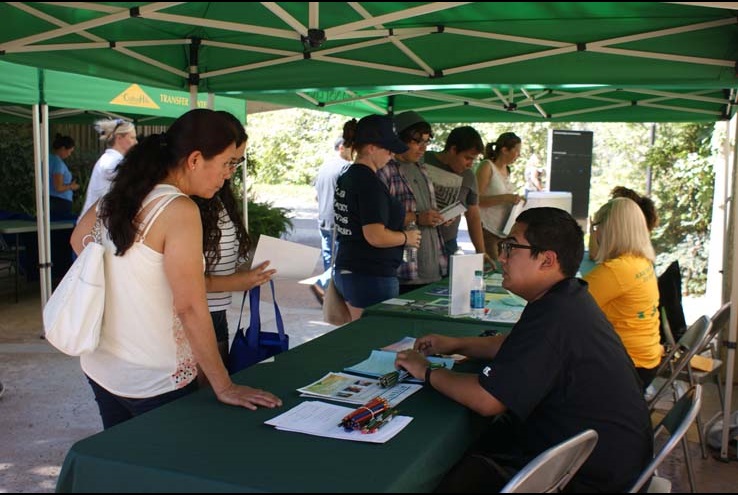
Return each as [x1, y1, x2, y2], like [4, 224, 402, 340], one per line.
[395, 207, 652, 493]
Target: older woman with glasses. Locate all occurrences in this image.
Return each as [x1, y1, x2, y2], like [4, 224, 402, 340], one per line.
[80, 118, 138, 218]
[192, 111, 276, 372]
[584, 197, 661, 391]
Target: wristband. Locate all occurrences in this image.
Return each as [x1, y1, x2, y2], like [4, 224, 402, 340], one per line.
[425, 366, 435, 386]
[402, 230, 408, 246]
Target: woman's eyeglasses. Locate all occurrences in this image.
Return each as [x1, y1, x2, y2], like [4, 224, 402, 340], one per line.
[497, 240, 537, 258]
[229, 156, 246, 168]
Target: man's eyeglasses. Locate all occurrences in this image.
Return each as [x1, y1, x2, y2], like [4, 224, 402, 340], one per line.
[410, 137, 432, 146]
[497, 240, 537, 258]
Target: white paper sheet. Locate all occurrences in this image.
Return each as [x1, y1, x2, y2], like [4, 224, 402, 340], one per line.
[251, 235, 321, 280]
[265, 400, 413, 443]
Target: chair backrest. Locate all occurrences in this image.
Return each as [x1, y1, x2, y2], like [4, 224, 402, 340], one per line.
[657, 261, 687, 342]
[706, 302, 731, 351]
[647, 315, 711, 409]
[499, 429, 599, 493]
[629, 385, 703, 493]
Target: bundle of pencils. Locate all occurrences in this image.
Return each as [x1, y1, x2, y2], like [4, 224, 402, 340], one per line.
[379, 369, 409, 388]
[339, 397, 395, 433]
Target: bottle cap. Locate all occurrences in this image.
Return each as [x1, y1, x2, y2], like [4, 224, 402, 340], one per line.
[474, 270, 483, 276]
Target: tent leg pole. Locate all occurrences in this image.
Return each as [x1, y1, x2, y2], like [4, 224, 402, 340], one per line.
[721, 114, 738, 461]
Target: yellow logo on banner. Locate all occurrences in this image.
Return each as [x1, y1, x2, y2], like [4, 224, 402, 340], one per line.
[110, 84, 160, 109]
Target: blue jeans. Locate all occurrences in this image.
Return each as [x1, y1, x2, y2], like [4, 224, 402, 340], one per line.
[333, 269, 398, 309]
[86, 375, 197, 430]
[319, 227, 334, 271]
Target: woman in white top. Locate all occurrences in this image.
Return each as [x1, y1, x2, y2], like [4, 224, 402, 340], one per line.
[475, 132, 525, 262]
[79, 118, 138, 218]
[71, 109, 281, 430]
[194, 111, 276, 371]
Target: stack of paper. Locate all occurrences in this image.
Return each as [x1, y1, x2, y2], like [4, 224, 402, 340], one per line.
[265, 401, 412, 444]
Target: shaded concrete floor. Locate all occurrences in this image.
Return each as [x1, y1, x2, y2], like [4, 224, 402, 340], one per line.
[1, 191, 737, 492]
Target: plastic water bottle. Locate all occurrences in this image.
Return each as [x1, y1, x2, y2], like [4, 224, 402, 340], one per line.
[470, 270, 486, 318]
[403, 222, 418, 264]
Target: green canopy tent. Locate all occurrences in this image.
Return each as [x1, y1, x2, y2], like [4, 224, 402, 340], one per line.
[233, 85, 732, 123]
[0, 2, 735, 122]
[1, 1, 737, 458]
[0, 59, 247, 305]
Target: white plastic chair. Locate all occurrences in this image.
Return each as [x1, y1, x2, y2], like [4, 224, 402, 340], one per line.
[499, 429, 598, 493]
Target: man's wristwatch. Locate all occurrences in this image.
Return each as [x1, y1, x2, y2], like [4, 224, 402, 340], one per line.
[424, 365, 435, 386]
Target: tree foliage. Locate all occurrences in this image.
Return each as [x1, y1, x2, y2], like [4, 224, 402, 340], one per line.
[246, 109, 720, 294]
[247, 109, 347, 184]
[0, 112, 722, 294]
[647, 123, 715, 294]
[0, 124, 36, 217]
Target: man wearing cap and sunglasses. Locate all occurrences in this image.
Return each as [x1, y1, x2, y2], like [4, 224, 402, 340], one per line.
[377, 110, 448, 294]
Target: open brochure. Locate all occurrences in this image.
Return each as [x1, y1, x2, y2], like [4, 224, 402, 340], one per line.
[265, 400, 412, 444]
[297, 372, 422, 406]
[381, 336, 467, 363]
[424, 165, 463, 209]
[345, 350, 455, 380]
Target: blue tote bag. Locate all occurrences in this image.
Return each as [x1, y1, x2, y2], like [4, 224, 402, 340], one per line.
[228, 280, 289, 374]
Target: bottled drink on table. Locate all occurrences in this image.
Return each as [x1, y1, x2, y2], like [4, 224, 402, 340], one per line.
[470, 270, 486, 318]
[403, 221, 419, 264]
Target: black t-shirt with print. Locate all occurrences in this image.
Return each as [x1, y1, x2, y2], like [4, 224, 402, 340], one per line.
[334, 163, 404, 277]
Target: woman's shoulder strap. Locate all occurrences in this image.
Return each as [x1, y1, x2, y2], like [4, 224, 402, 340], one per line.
[139, 186, 187, 240]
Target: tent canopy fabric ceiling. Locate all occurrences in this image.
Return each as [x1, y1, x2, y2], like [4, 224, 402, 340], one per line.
[0, 2, 736, 122]
[0, 60, 246, 124]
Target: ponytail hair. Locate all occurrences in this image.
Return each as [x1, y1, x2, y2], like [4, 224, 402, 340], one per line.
[485, 132, 521, 161]
[101, 109, 236, 255]
[94, 118, 136, 147]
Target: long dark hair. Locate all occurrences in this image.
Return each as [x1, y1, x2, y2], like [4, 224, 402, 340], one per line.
[193, 111, 251, 273]
[485, 132, 521, 174]
[100, 108, 236, 255]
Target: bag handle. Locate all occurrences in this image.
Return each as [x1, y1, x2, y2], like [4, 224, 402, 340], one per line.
[235, 280, 286, 345]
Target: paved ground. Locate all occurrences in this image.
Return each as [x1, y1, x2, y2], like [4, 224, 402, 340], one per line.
[1, 190, 736, 492]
